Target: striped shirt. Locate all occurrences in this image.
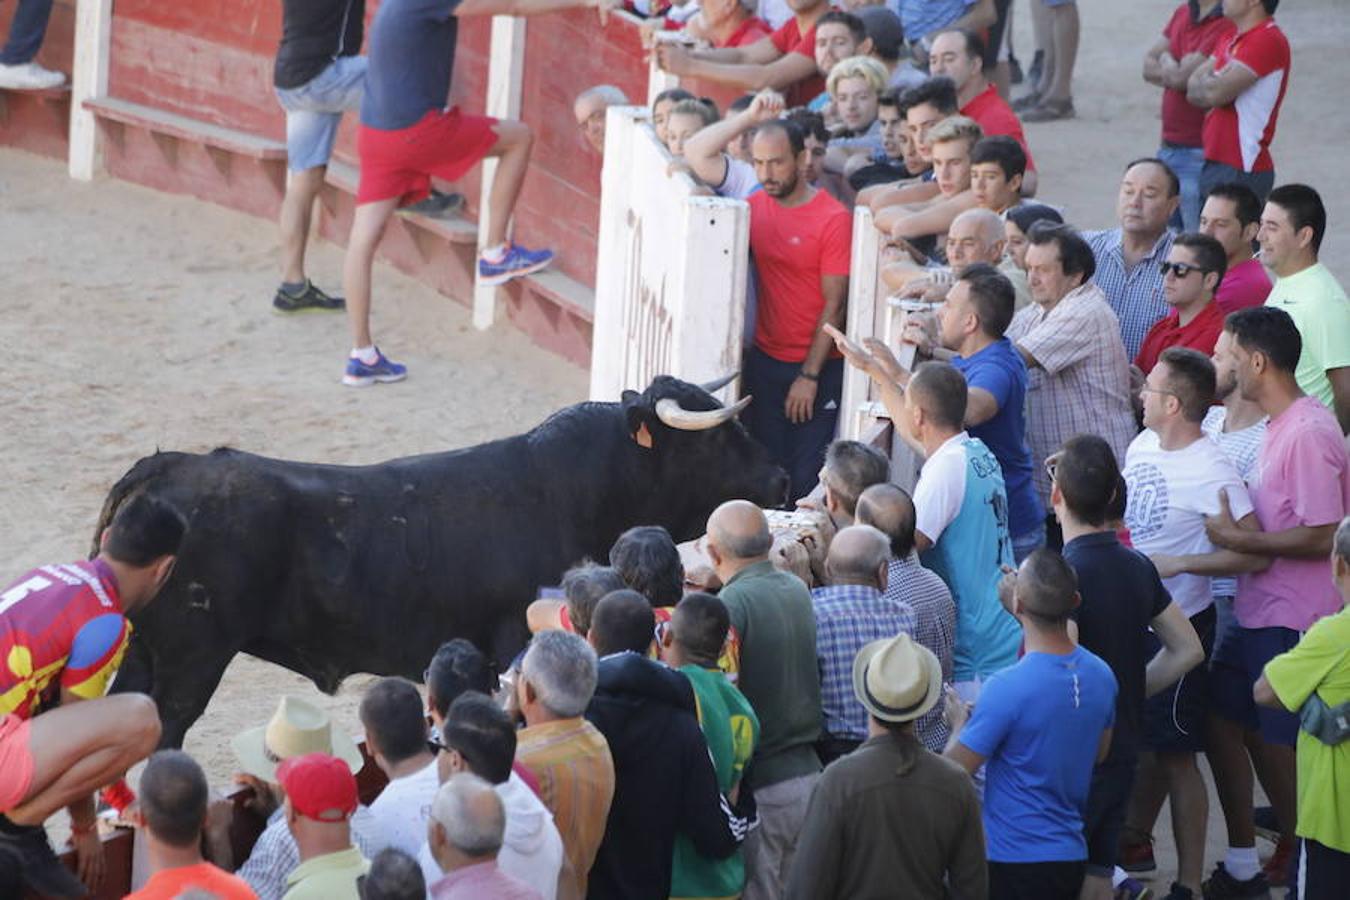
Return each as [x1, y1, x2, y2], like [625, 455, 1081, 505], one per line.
[1203, 405, 1269, 600]
[811, 584, 916, 743]
[1084, 228, 1175, 361]
[515, 717, 615, 899]
[884, 555, 956, 752]
[1006, 282, 1139, 506]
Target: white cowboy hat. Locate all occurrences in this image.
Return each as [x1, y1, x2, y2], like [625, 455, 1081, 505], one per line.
[852, 633, 943, 725]
[231, 695, 365, 782]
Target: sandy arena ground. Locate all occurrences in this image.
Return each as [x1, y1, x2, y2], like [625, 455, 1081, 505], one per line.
[2, 0, 1346, 889]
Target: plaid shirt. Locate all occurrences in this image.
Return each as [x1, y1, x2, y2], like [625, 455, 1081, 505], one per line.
[811, 583, 916, 742]
[239, 805, 380, 900]
[884, 555, 957, 752]
[1007, 282, 1139, 507]
[1084, 228, 1175, 360]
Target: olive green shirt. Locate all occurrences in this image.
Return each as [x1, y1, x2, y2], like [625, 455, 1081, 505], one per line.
[282, 846, 369, 900]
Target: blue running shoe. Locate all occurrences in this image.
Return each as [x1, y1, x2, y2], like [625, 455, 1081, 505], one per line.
[478, 243, 554, 286]
[342, 347, 407, 386]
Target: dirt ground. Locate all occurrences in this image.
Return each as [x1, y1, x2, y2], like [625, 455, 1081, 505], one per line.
[2, 0, 1344, 889]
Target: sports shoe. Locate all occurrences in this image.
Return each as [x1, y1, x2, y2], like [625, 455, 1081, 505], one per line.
[273, 280, 345, 313]
[342, 347, 407, 386]
[478, 243, 554, 286]
[0, 816, 88, 897]
[1116, 877, 1153, 900]
[0, 61, 66, 90]
[1118, 832, 1158, 874]
[1201, 862, 1271, 899]
[1163, 882, 1195, 900]
[1022, 97, 1076, 122]
[399, 190, 465, 219]
[1261, 836, 1295, 887]
[1012, 90, 1042, 112]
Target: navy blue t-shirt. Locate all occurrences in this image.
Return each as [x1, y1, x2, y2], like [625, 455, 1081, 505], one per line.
[952, 338, 1043, 538]
[361, 0, 461, 131]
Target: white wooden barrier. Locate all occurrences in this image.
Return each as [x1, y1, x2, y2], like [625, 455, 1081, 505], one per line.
[589, 106, 750, 402]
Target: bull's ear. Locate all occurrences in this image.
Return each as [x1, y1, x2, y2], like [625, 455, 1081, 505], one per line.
[621, 391, 656, 450]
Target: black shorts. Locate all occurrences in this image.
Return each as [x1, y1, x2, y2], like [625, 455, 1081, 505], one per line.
[1210, 622, 1301, 746]
[1083, 760, 1137, 875]
[984, 0, 1014, 70]
[1144, 604, 1216, 753]
[1303, 839, 1350, 900]
[989, 860, 1086, 900]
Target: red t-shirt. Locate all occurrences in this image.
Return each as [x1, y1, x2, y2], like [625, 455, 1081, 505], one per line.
[126, 862, 256, 899]
[717, 15, 773, 49]
[1201, 18, 1290, 172]
[1134, 300, 1226, 374]
[749, 188, 853, 362]
[960, 84, 1036, 172]
[1214, 257, 1272, 314]
[1160, 3, 1234, 147]
[769, 18, 825, 108]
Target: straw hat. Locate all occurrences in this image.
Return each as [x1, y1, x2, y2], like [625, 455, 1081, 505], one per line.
[851, 633, 943, 724]
[231, 696, 365, 782]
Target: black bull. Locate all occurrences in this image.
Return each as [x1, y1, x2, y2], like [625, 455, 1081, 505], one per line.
[97, 376, 788, 748]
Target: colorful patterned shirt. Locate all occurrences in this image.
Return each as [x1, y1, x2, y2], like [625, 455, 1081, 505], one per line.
[1, 559, 129, 719]
[810, 584, 916, 742]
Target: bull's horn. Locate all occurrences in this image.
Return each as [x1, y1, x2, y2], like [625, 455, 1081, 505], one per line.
[655, 396, 752, 431]
[697, 372, 739, 394]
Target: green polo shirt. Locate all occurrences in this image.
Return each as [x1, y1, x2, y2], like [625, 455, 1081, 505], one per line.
[282, 846, 369, 900]
[1265, 262, 1350, 411]
[718, 560, 822, 790]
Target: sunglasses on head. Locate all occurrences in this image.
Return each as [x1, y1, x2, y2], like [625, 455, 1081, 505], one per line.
[1158, 261, 1208, 279]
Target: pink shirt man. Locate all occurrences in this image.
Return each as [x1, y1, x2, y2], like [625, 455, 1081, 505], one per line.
[431, 860, 542, 900]
[1236, 396, 1350, 631]
[1215, 257, 1273, 315]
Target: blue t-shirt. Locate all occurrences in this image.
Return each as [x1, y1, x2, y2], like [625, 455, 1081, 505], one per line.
[953, 339, 1044, 538]
[362, 0, 461, 131]
[960, 646, 1118, 863]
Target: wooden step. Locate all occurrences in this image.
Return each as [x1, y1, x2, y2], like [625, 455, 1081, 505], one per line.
[324, 159, 479, 246]
[83, 96, 286, 160]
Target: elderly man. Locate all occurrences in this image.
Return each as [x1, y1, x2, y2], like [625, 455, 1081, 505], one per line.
[513, 631, 614, 900]
[277, 753, 370, 899]
[426, 773, 540, 899]
[1255, 516, 1350, 899]
[1084, 158, 1181, 361]
[785, 633, 987, 900]
[1134, 232, 1228, 374]
[890, 207, 1029, 309]
[811, 525, 917, 763]
[855, 483, 957, 753]
[706, 500, 821, 900]
[1005, 223, 1137, 521]
[573, 85, 629, 155]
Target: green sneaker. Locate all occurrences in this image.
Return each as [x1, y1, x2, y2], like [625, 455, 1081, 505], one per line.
[272, 280, 345, 313]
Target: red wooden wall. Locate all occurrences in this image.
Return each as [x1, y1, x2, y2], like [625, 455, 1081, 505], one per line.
[0, 0, 75, 159]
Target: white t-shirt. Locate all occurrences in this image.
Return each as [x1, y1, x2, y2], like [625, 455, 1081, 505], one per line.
[418, 771, 563, 900]
[1123, 430, 1255, 617]
[716, 156, 759, 201]
[367, 758, 440, 857]
[914, 432, 970, 544]
[1201, 406, 1268, 600]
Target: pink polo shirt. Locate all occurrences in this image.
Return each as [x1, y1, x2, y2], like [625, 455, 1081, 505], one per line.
[1236, 397, 1350, 631]
[1215, 257, 1273, 314]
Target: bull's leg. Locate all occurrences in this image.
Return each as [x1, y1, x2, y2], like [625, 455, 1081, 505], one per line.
[147, 647, 240, 749]
[491, 615, 532, 677]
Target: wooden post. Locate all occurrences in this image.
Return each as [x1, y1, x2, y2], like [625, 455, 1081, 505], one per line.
[646, 33, 682, 106]
[68, 0, 113, 181]
[473, 15, 527, 331]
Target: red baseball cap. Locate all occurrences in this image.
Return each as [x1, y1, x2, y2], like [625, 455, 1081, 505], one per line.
[276, 752, 358, 822]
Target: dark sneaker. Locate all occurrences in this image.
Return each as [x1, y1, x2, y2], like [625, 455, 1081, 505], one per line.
[399, 190, 465, 219]
[342, 347, 407, 386]
[478, 243, 554, 286]
[1201, 862, 1271, 899]
[0, 817, 89, 898]
[1119, 834, 1158, 874]
[273, 280, 345, 313]
[1163, 882, 1195, 900]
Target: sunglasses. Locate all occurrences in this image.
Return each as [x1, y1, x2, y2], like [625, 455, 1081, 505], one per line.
[1158, 261, 1209, 279]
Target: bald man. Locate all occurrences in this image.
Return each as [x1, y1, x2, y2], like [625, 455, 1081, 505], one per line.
[574, 85, 630, 154]
[888, 206, 1030, 309]
[811, 525, 917, 763]
[856, 483, 957, 753]
[706, 500, 821, 899]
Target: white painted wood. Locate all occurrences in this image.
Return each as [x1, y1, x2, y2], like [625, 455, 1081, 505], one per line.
[473, 15, 527, 330]
[591, 107, 749, 402]
[68, 0, 112, 181]
[841, 205, 879, 439]
[646, 32, 683, 106]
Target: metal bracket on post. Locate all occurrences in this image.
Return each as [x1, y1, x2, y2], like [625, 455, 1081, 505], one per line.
[68, 0, 113, 182]
[473, 15, 527, 331]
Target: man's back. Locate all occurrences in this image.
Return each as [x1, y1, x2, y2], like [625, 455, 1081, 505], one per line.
[584, 652, 738, 899]
[784, 733, 987, 900]
[811, 584, 915, 742]
[128, 862, 256, 900]
[959, 646, 1118, 863]
[283, 846, 369, 900]
[718, 561, 822, 790]
[883, 557, 956, 752]
[362, 0, 458, 131]
[367, 758, 439, 856]
[275, 0, 365, 89]
[1063, 532, 1171, 765]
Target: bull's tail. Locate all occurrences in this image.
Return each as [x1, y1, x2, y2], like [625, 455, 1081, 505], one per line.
[91, 451, 195, 557]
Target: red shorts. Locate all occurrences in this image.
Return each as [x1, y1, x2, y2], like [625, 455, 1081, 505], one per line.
[0, 713, 35, 812]
[356, 107, 499, 207]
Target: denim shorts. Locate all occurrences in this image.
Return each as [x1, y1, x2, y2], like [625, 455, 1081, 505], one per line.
[275, 55, 367, 172]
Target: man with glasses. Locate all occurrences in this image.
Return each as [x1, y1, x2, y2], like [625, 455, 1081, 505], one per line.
[1135, 232, 1229, 374]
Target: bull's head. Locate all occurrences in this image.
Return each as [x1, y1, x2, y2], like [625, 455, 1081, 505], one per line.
[620, 375, 789, 541]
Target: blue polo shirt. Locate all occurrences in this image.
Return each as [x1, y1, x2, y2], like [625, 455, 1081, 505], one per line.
[362, 0, 461, 131]
[952, 338, 1043, 539]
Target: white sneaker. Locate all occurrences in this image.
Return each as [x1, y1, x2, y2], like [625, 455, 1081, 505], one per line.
[0, 62, 67, 91]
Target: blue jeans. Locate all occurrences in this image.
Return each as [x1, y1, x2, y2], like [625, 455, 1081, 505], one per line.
[741, 347, 843, 503]
[1159, 143, 1204, 233]
[275, 55, 367, 172]
[1, 0, 54, 65]
[1200, 159, 1275, 208]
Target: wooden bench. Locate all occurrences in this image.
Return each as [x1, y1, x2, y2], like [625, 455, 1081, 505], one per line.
[0, 83, 70, 129]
